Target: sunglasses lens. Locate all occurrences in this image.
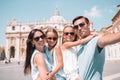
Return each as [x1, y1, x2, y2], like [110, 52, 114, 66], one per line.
[64, 33, 68, 35]
[48, 37, 57, 41]
[34, 34, 45, 41]
[53, 38, 57, 41]
[70, 32, 74, 35]
[79, 23, 85, 27]
[64, 32, 74, 36]
[41, 34, 45, 39]
[73, 23, 85, 30]
[34, 37, 40, 41]
[73, 25, 78, 30]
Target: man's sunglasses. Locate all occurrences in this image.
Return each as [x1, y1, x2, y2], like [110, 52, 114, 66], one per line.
[73, 22, 85, 30]
[47, 37, 57, 41]
[64, 32, 74, 36]
[33, 34, 45, 42]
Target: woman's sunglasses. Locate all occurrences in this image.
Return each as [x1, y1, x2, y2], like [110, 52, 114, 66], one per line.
[64, 32, 74, 36]
[73, 22, 85, 30]
[47, 37, 57, 41]
[33, 34, 45, 42]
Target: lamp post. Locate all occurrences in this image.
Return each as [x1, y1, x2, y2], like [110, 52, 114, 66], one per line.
[18, 23, 21, 65]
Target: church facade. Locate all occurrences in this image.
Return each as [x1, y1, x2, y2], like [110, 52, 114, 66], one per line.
[5, 8, 71, 62]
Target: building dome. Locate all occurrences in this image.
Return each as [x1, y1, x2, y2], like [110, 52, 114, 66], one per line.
[46, 8, 66, 23]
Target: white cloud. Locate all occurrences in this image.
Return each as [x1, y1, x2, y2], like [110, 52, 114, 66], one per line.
[103, 8, 114, 13]
[84, 6, 101, 18]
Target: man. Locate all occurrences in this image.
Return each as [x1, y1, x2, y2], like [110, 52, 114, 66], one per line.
[72, 16, 120, 80]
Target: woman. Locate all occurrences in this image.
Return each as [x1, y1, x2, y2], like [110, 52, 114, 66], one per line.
[45, 27, 66, 80]
[61, 25, 97, 80]
[24, 29, 51, 80]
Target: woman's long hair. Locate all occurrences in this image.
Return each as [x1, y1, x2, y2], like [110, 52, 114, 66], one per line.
[24, 29, 44, 75]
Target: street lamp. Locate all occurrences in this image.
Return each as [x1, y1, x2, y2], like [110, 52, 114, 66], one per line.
[18, 23, 21, 65]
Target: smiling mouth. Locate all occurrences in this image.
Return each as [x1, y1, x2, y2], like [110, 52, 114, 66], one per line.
[38, 43, 45, 46]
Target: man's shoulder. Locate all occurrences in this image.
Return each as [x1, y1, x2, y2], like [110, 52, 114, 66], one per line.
[90, 36, 100, 41]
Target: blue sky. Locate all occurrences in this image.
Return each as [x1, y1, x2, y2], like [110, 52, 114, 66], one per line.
[0, 0, 120, 46]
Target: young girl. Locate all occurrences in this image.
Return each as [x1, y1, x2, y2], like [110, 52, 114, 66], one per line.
[24, 29, 51, 80]
[45, 27, 66, 80]
[61, 25, 97, 80]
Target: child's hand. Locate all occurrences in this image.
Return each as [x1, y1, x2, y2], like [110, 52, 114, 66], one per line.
[86, 32, 98, 40]
[91, 31, 98, 36]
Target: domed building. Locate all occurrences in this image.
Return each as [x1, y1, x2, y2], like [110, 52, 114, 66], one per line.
[5, 8, 71, 63]
[45, 8, 67, 30]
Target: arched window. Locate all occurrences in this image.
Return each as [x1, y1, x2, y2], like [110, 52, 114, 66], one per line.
[10, 46, 15, 58]
[12, 26, 15, 30]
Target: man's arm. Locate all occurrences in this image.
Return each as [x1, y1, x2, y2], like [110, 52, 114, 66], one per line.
[97, 32, 120, 48]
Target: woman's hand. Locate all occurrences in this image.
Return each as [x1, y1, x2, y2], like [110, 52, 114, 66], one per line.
[47, 72, 56, 80]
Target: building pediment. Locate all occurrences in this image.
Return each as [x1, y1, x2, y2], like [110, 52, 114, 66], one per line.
[7, 19, 21, 26]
